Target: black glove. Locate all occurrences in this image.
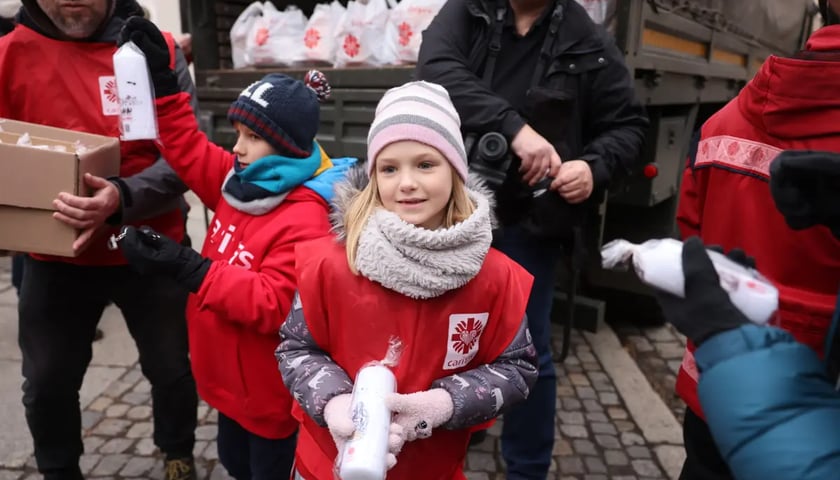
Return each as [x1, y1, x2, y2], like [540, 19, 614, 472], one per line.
[120, 226, 210, 292]
[654, 237, 750, 346]
[117, 16, 180, 98]
[770, 150, 840, 240]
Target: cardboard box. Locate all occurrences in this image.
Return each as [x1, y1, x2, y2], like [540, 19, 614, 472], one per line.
[0, 119, 120, 257]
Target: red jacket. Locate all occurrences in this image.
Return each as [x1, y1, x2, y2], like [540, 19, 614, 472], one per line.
[292, 237, 533, 480]
[0, 25, 183, 264]
[155, 93, 334, 438]
[675, 26, 840, 417]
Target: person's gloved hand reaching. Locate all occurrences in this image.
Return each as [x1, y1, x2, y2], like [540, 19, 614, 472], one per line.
[119, 226, 211, 292]
[770, 150, 840, 240]
[654, 236, 751, 346]
[117, 16, 180, 98]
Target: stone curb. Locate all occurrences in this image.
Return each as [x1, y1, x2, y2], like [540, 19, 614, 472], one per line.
[586, 326, 685, 480]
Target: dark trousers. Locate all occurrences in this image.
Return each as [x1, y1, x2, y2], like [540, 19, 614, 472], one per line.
[18, 257, 198, 478]
[494, 226, 561, 480]
[217, 413, 297, 480]
[11, 253, 23, 294]
[679, 409, 735, 480]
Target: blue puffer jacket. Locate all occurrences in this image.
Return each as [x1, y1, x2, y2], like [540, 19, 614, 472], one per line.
[697, 295, 840, 480]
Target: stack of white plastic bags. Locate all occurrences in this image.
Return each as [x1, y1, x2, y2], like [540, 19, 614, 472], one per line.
[230, 0, 446, 69]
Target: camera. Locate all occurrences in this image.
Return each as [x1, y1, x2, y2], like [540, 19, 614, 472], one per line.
[464, 132, 551, 195]
[464, 132, 514, 191]
[465, 132, 580, 241]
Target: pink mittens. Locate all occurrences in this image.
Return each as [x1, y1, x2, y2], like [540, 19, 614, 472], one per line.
[385, 388, 455, 442]
[324, 393, 407, 470]
[323, 393, 354, 450]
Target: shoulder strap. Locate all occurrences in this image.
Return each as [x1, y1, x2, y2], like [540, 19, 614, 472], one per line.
[482, 0, 566, 88]
[529, 2, 565, 88]
[482, 0, 508, 85]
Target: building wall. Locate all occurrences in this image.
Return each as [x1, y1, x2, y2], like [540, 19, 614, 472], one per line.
[139, 0, 184, 36]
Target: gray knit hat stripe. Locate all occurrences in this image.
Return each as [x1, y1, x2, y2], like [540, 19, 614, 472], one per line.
[413, 79, 454, 103]
[376, 94, 461, 126]
[368, 113, 466, 158]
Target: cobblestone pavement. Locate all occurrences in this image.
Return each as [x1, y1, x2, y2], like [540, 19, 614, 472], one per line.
[0, 321, 682, 480]
[610, 321, 688, 422]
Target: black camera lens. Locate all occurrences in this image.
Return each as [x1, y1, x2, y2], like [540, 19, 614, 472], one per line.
[477, 132, 508, 164]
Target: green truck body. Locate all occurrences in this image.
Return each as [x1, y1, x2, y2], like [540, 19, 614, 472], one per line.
[180, 0, 817, 326]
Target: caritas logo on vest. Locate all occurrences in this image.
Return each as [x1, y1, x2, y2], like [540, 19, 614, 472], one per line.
[209, 219, 255, 269]
[443, 313, 488, 370]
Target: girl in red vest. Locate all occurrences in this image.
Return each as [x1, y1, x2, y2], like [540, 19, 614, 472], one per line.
[277, 81, 539, 480]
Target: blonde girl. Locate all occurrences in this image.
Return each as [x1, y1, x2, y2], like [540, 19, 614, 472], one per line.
[277, 81, 538, 480]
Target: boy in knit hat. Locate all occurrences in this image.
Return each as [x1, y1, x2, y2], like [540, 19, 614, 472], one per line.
[115, 17, 355, 479]
[277, 81, 538, 479]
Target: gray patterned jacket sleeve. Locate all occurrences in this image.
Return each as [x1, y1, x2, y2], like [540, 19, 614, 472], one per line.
[276, 292, 354, 427]
[433, 315, 538, 430]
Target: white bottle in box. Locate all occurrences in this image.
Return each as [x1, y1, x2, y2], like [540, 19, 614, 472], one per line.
[338, 364, 397, 480]
[601, 238, 779, 324]
[113, 41, 159, 141]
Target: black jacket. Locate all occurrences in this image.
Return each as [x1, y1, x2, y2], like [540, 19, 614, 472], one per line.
[0, 17, 13, 36]
[416, 0, 647, 191]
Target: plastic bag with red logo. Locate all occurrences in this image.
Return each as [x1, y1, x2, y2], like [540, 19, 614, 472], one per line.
[230, 1, 264, 69]
[245, 2, 308, 67]
[333, 0, 397, 68]
[574, 0, 609, 24]
[385, 0, 445, 64]
[303, 1, 346, 65]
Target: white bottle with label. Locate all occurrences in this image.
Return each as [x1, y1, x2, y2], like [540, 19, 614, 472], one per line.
[601, 238, 779, 324]
[338, 364, 397, 480]
[113, 41, 159, 141]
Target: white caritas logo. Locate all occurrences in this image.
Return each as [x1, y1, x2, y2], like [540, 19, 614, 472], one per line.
[443, 313, 488, 370]
[99, 76, 120, 116]
[209, 219, 255, 270]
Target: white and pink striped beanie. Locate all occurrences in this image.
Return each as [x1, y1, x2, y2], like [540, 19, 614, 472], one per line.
[366, 81, 469, 181]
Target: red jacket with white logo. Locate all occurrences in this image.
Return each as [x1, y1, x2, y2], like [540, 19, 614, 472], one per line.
[0, 25, 184, 264]
[286, 237, 534, 480]
[154, 93, 334, 438]
[675, 25, 840, 418]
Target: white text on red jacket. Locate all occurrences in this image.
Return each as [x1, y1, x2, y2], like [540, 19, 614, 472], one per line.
[210, 219, 255, 270]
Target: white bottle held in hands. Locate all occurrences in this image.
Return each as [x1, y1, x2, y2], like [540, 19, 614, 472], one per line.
[601, 238, 779, 324]
[338, 364, 397, 480]
[113, 41, 159, 141]
[338, 338, 403, 480]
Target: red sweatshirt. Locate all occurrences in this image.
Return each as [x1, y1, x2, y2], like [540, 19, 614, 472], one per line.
[154, 92, 334, 438]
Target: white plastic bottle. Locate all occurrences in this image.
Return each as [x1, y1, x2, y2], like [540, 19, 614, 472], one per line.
[113, 41, 159, 141]
[338, 364, 397, 480]
[601, 238, 779, 324]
